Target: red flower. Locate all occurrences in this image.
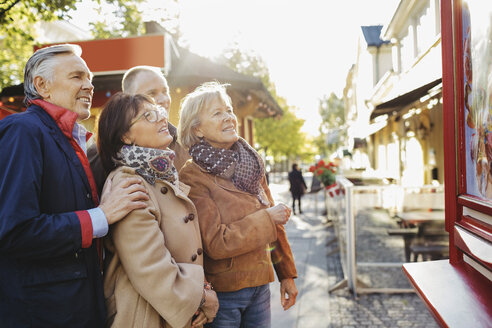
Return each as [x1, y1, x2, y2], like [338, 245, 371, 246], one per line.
[312, 160, 338, 187]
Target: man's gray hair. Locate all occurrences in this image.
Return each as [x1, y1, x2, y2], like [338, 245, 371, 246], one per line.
[23, 44, 82, 105]
[122, 66, 164, 94]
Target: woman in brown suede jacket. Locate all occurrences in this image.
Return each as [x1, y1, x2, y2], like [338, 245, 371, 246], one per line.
[97, 93, 218, 328]
[178, 82, 298, 328]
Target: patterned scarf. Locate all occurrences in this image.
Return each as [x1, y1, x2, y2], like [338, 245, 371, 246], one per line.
[189, 138, 267, 203]
[115, 145, 178, 186]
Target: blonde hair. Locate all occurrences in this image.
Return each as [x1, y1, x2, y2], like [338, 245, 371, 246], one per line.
[178, 82, 232, 149]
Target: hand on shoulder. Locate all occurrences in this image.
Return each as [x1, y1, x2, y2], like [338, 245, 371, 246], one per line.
[99, 175, 149, 225]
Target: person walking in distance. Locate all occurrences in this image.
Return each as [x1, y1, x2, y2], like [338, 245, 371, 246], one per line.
[288, 163, 307, 215]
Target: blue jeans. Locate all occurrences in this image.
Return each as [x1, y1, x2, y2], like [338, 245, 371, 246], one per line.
[206, 284, 271, 328]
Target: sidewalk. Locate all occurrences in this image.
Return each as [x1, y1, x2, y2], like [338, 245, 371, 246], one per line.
[268, 176, 438, 328]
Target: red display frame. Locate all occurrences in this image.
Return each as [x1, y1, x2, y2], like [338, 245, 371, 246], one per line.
[442, 0, 492, 265]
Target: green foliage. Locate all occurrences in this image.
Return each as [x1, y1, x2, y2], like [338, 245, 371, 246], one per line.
[0, 0, 151, 91]
[89, 0, 145, 39]
[219, 44, 274, 93]
[0, 0, 78, 89]
[0, 0, 78, 26]
[316, 92, 346, 157]
[217, 45, 309, 161]
[255, 109, 306, 159]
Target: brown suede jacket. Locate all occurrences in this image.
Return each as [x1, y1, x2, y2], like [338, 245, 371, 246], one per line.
[180, 161, 297, 292]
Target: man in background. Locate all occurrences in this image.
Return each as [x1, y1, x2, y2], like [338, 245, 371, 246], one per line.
[89, 66, 190, 192]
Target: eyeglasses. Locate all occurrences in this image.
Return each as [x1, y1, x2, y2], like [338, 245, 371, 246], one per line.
[130, 106, 168, 126]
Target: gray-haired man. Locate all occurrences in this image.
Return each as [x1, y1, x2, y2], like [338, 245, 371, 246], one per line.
[0, 44, 148, 327]
[88, 66, 190, 192]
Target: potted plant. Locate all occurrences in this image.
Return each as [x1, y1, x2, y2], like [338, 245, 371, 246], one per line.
[309, 160, 340, 197]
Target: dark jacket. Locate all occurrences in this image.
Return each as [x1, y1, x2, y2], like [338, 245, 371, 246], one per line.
[0, 103, 106, 327]
[288, 169, 307, 198]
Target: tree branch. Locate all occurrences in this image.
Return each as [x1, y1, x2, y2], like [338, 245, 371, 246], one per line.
[0, 0, 22, 24]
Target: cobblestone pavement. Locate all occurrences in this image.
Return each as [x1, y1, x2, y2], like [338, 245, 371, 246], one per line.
[268, 174, 438, 328]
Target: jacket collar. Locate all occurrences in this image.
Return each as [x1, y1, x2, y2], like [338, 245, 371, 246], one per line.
[116, 166, 191, 197]
[30, 99, 92, 141]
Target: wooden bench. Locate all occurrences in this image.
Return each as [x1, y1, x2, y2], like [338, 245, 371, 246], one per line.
[403, 259, 492, 327]
[408, 221, 449, 261]
[388, 215, 449, 262]
[387, 227, 419, 235]
[408, 243, 449, 261]
[387, 228, 418, 262]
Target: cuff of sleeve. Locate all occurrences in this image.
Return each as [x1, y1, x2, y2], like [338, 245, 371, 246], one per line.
[87, 207, 109, 238]
[75, 210, 93, 248]
[263, 209, 278, 241]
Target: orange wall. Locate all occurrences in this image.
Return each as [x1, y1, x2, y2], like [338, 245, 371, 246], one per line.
[38, 35, 166, 73]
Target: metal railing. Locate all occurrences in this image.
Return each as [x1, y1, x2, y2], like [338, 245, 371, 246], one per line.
[326, 177, 444, 296]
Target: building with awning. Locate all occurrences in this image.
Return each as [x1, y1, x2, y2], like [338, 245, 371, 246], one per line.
[0, 21, 282, 147]
[370, 78, 441, 120]
[343, 25, 392, 170]
[351, 0, 444, 186]
[368, 0, 444, 186]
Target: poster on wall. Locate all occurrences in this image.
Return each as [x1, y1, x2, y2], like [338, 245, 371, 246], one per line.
[463, 0, 492, 199]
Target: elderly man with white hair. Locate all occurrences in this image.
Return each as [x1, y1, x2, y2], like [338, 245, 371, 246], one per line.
[0, 44, 149, 327]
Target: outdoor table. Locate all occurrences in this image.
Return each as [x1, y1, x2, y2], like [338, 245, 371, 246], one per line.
[397, 210, 445, 225]
[395, 210, 447, 261]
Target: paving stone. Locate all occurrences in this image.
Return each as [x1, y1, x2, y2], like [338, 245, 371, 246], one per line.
[269, 175, 438, 328]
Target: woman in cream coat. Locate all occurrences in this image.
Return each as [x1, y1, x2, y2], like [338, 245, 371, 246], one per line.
[97, 93, 218, 328]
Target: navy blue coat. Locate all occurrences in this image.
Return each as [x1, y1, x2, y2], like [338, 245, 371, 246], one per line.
[0, 104, 106, 327]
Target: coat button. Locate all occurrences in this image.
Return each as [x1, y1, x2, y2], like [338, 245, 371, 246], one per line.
[255, 203, 261, 209]
[187, 213, 195, 221]
[160, 187, 168, 194]
[183, 216, 189, 223]
[86, 193, 91, 199]
[191, 254, 198, 261]
[197, 248, 203, 255]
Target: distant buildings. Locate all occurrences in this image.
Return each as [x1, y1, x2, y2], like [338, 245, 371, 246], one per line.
[344, 0, 443, 186]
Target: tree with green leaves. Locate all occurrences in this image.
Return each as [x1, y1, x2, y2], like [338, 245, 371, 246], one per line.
[0, 0, 157, 91]
[314, 92, 346, 157]
[217, 45, 309, 162]
[254, 109, 305, 159]
[0, 0, 79, 89]
[88, 0, 183, 39]
[89, 0, 145, 39]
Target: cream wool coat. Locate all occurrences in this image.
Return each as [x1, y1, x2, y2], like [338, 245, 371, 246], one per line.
[103, 166, 204, 328]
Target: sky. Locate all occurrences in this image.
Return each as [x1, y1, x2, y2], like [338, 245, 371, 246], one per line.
[70, 0, 400, 135]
